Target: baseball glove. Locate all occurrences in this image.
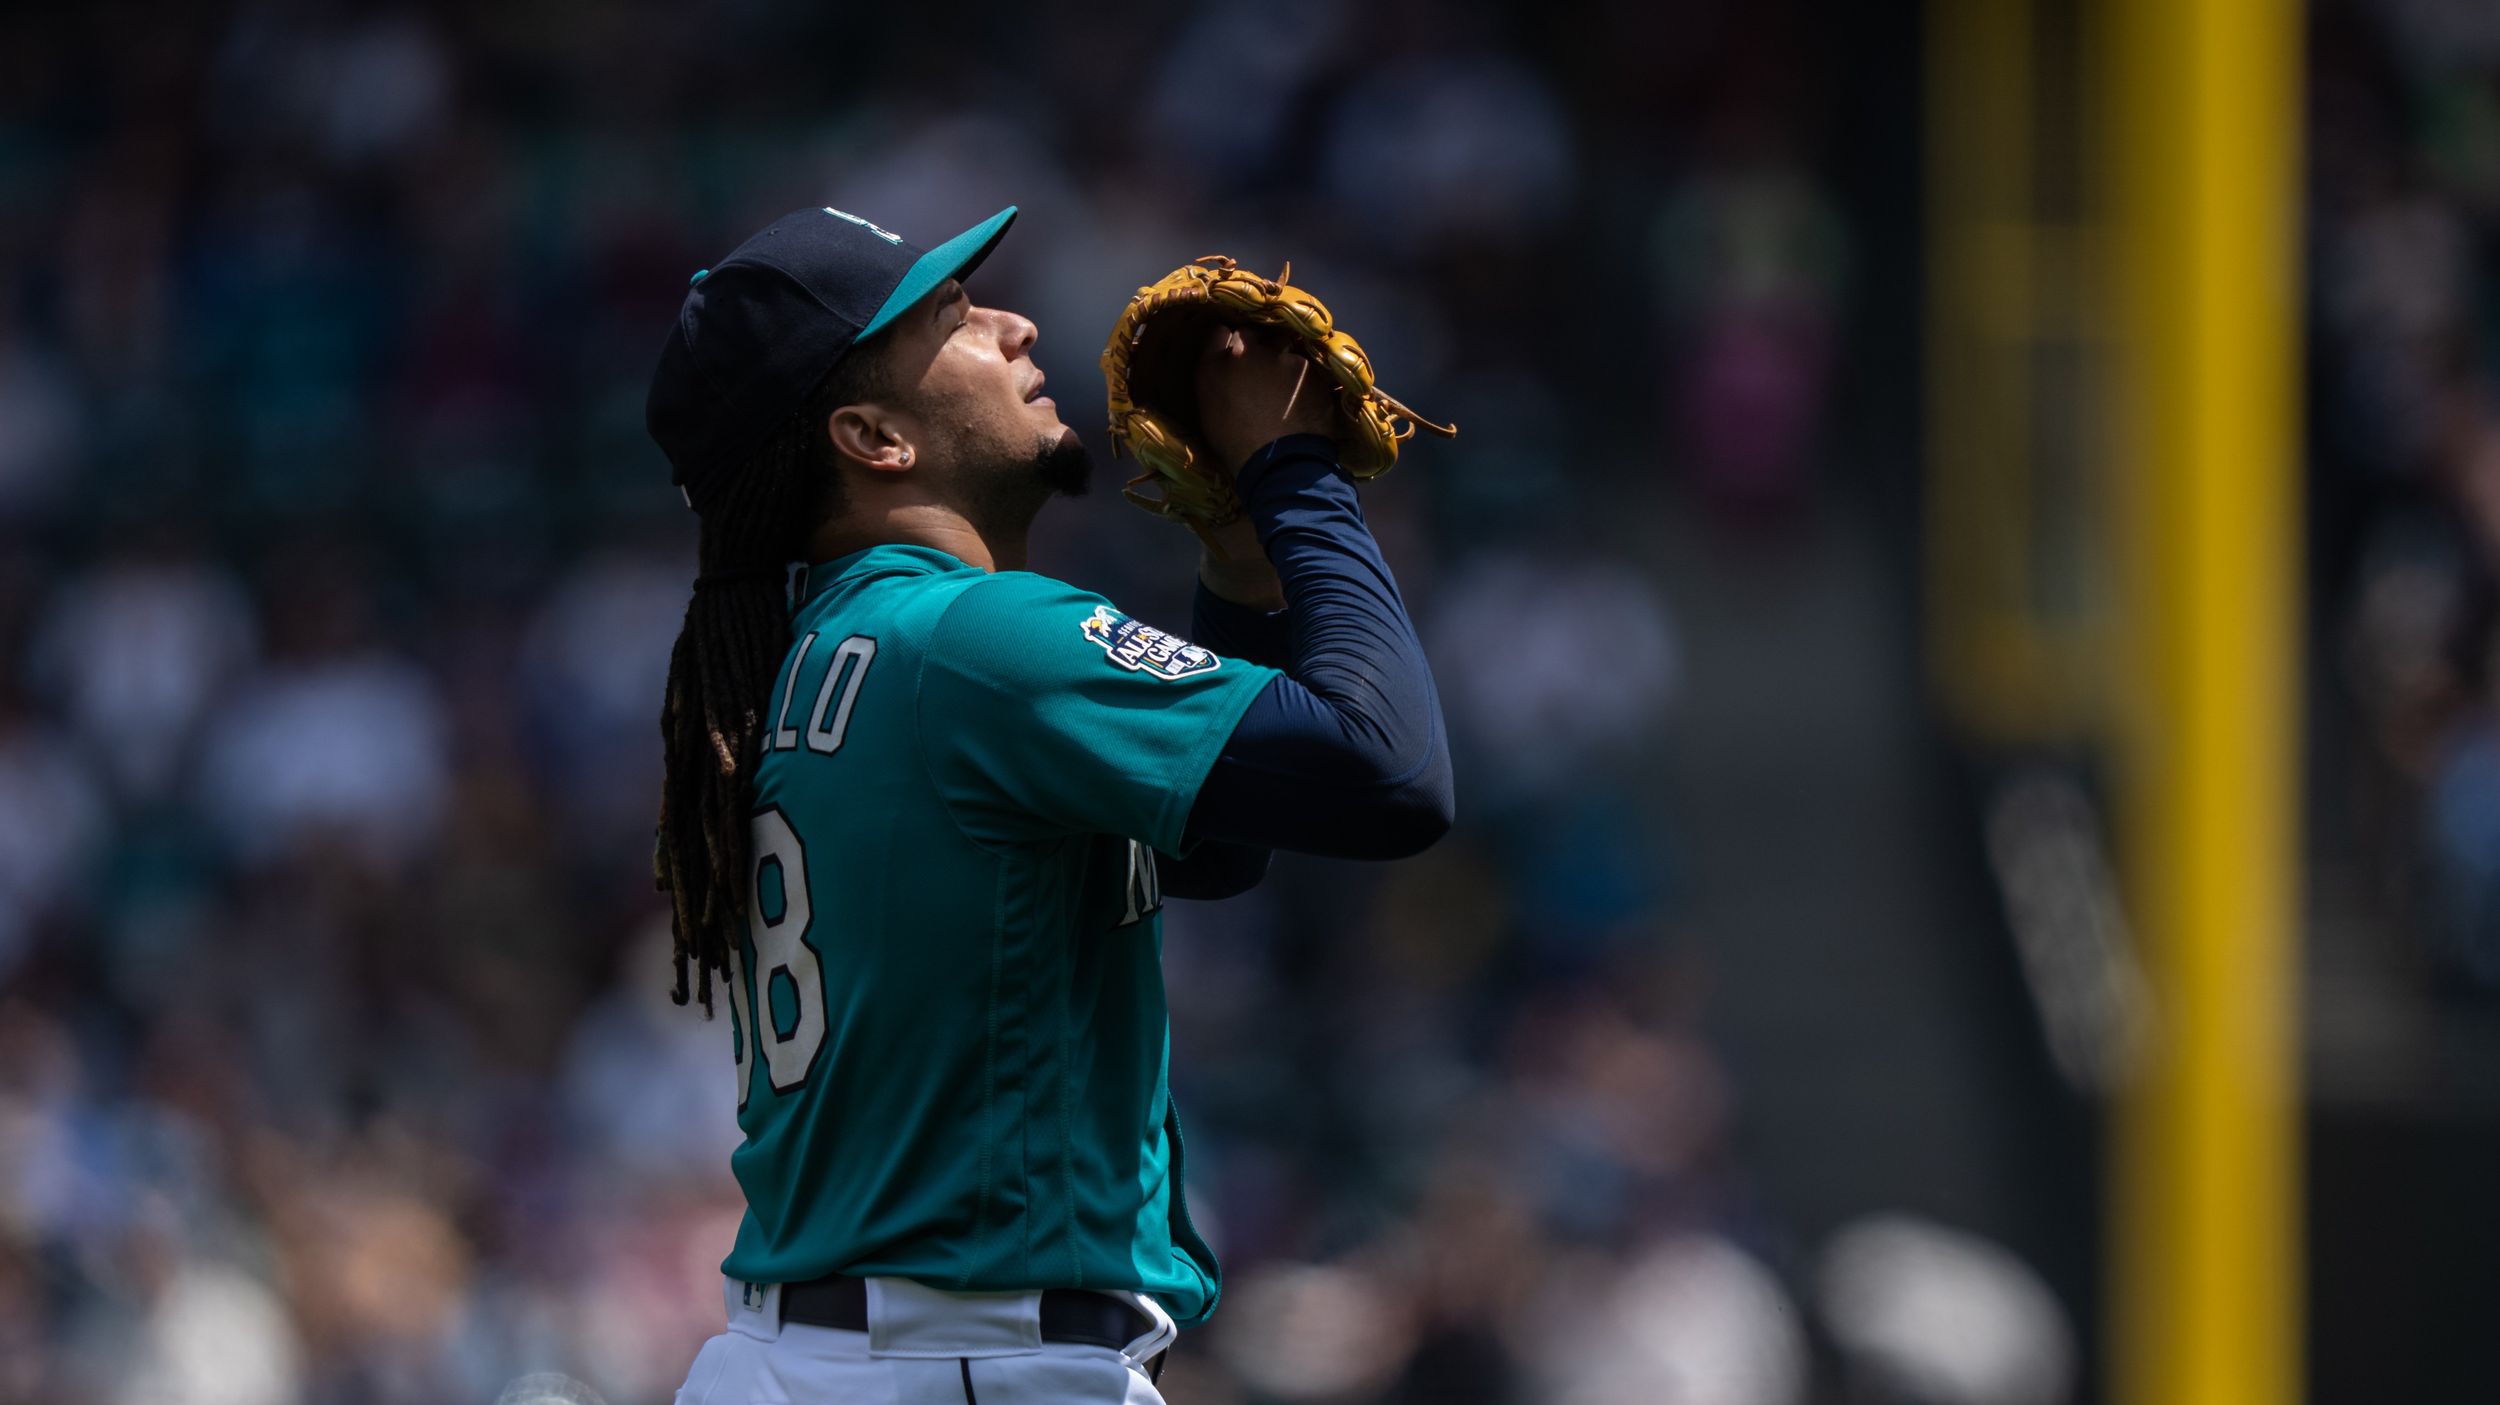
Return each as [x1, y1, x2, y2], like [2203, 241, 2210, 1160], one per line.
[1100, 255, 1455, 546]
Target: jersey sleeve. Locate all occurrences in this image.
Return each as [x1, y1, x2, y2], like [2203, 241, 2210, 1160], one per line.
[918, 571, 1282, 851]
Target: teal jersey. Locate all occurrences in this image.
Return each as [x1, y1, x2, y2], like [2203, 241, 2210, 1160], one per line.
[716, 543, 1279, 1329]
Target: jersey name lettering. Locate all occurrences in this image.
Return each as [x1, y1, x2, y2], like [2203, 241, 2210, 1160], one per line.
[762, 633, 878, 754]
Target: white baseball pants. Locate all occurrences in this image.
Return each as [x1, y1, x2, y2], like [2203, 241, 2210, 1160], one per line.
[671, 1277, 1177, 1405]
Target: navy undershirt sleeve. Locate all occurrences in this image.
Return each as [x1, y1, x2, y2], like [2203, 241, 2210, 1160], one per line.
[1188, 578, 1295, 667]
[1155, 583, 1294, 899]
[1179, 434, 1454, 862]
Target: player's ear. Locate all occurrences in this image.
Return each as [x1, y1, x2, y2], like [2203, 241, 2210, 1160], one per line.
[826, 404, 918, 478]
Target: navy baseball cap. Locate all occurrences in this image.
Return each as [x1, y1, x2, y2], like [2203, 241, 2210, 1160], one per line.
[646, 203, 1018, 508]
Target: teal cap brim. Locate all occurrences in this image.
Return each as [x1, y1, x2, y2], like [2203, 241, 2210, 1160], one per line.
[859, 205, 1018, 341]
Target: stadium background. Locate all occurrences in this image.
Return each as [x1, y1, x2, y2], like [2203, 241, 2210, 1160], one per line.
[0, 1, 2487, 1401]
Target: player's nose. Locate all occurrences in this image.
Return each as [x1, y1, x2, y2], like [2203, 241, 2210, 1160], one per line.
[989, 306, 1038, 359]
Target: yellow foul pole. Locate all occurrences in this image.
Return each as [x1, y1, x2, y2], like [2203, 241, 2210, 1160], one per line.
[2105, 0, 2303, 1402]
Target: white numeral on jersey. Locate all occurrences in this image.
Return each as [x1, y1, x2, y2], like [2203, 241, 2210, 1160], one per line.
[805, 636, 877, 754]
[726, 939, 755, 1107]
[745, 807, 825, 1096]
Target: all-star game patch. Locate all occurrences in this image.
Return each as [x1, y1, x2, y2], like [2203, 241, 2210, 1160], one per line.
[1080, 604, 1221, 681]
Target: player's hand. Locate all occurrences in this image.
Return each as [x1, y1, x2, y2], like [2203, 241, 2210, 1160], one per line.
[1194, 323, 1344, 478]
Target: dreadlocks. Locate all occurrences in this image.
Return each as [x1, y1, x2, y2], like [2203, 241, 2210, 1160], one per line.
[655, 348, 891, 1012]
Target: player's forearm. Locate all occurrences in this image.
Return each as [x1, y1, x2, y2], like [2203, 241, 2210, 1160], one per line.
[1191, 578, 1294, 668]
[1184, 435, 1453, 859]
[1243, 435, 1441, 770]
[1196, 515, 1289, 615]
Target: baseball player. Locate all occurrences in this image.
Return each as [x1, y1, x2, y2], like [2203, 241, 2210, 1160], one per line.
[645, 204, 1451, 1404]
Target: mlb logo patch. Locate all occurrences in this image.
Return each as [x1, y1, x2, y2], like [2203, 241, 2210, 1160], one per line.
[1080, 604, 1221, 681]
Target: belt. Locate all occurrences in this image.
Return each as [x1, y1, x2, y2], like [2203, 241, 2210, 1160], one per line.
[777, 1273, 1165, 1364]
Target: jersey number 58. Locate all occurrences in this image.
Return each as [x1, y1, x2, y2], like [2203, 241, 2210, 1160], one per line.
[727, 807, 823, 1109]
[726, 635, 877, 1107]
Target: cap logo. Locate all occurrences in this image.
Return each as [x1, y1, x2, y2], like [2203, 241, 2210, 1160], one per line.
[822, 207, 903, 245]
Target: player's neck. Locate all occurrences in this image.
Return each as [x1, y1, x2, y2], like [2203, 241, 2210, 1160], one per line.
[807, 504, 1026, 574]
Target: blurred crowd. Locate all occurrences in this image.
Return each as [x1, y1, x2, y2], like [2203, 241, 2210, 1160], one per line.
[2315, 0, 2500, 995]
[0, 3, 1965, 1404]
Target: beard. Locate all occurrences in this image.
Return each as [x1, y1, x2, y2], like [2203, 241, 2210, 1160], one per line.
[1034, 431, 1093, 498]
